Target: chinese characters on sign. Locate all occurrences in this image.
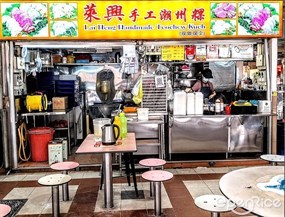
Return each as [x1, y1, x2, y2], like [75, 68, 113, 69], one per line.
[0, 1, 282, 39]
[83, 3, 205, 23]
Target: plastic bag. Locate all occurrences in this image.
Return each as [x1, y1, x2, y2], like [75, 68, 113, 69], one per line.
[166, 80, 174, 100]
[132, 80, 143, 105]
[131, 77, 141, 96]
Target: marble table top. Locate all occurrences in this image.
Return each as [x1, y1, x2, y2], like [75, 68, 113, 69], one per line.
[219, 166, 284, 217]
[76, 133, 137, 154]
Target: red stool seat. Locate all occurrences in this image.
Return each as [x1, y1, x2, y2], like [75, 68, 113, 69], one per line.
[0, 204, 11, 216]
[142, 170, 173, 217]
[139, 158, 166, 198]
[139, 158, 166, 168]
[142, 170, 173, 182]
[50, 161, 79, 171]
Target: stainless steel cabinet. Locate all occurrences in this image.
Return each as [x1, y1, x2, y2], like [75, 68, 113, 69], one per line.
[169, 116, 228, 155]
[228, 116, 264, 153]
[169, 115, 266, 158]
[127, 115, 165, 158]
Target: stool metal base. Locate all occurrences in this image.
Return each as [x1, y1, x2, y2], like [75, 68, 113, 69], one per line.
[154, 182, 161, 217]
[211, 212, 220, 217]
[62, 171, 69, 201]
[52, 185, 60, 217]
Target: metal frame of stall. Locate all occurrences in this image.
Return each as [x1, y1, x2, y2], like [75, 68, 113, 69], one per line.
[0, 37, 279, 170]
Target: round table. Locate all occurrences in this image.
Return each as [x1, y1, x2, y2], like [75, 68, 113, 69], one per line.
[219, 166, 284, 217]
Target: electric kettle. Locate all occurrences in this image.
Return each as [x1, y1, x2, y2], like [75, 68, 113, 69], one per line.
[101, 124, 120, 145]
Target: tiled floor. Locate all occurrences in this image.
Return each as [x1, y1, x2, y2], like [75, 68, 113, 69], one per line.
[1, 165, 280, 217]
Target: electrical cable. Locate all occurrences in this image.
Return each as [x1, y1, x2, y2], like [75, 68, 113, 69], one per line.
[18, 121, 31, 161]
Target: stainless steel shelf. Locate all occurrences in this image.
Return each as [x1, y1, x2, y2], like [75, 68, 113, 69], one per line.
[20, 109, 74, 156]
[54, 63, 120, 67]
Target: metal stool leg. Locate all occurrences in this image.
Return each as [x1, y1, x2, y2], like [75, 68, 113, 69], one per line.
[211, 212, 220, 217]
[150, 166, 155, 197]
[100, 159, 104, 190]
[51, 185, 60, 217]
[154, 181, 161, 217]
[62, 170, 69, 201]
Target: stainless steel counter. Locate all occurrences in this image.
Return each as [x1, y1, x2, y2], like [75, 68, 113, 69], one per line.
[172, 113, 276, 118]
[169, 113, 273, 159]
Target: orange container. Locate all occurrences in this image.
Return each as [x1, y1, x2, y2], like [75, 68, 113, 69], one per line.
[28, 127, 54, 162]
[123, 107, 137, 113]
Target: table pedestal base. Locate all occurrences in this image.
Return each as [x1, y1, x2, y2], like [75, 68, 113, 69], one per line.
[104, 153, 113, 208]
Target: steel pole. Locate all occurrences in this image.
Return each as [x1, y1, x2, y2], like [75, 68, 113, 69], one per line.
[154, 181, 161, 216]
[104, 153, 113, 208]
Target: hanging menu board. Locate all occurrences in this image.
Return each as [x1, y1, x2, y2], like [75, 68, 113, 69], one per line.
[161, 45, 185, 61]
[0, 1, 283, 40]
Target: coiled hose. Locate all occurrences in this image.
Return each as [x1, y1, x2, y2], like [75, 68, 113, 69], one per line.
[18, 122, 31, 161]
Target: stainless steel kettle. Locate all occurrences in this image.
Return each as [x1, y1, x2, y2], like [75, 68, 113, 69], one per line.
[101, 124, 120, 145]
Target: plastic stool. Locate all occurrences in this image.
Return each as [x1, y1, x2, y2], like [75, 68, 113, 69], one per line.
[50, 161, 79, 201]
[142, 170, 173, 217]
[38, 174, 71, 217]
[139, 158, 166, 197]
[194, 195, 236, 217]
[260, 154, 284, 166]
[0, 204, 11, 216]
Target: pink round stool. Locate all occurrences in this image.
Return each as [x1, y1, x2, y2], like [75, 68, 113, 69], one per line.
[0, 204, 11, 216]
[142, 170, 173, 217]
[50, 161, 79, 201]
[139, 158, 166, 197]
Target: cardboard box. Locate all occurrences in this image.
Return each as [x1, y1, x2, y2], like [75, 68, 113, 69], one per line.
[52, 97, 68, 110]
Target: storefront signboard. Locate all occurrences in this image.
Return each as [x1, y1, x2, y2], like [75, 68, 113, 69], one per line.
[0, 1, 283, 40]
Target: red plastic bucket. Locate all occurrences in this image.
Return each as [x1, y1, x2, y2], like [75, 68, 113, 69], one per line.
[28, 127, 54, 162]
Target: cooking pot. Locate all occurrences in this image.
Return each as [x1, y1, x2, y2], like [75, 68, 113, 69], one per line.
[101, 124, 120, 145]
